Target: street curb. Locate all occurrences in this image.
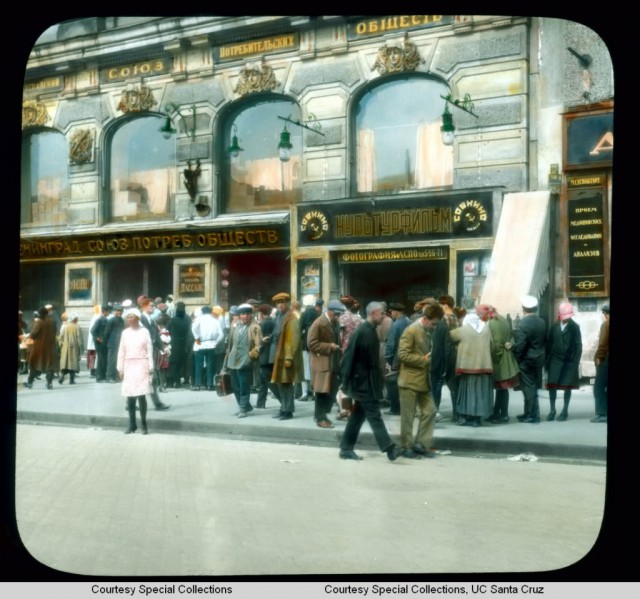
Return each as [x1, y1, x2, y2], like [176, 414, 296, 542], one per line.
[17, 410, 607, 462]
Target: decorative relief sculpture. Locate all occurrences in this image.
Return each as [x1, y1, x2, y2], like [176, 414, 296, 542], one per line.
[372, 33, 423, 75]
[233, 58, 278, 96]
[69, 128, 94, 164]
[183, 159, 201, 200]
[22, 100, 49, 129]
[116, 84, 157, 113]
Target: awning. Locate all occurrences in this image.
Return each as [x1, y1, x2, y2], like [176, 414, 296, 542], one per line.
[480, 191, 550, 318]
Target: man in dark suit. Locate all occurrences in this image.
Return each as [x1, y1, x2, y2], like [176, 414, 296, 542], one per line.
[90, 304, 112, 383]
[338, 301, 402, 461]
[513, 295, 547, 424]
[140, 297, 170, 411]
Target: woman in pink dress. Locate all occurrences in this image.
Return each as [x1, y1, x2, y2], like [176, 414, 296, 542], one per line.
[117, 308, 154, 435]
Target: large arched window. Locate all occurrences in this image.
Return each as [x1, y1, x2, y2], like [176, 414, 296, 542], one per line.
[109, 116, 176, 222]
[224, 97, 302, 214]
[355, 77, 453, 194]
[21, 129, 70, 226]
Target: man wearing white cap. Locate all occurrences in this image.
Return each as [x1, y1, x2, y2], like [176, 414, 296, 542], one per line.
[513, 295, 547, 423]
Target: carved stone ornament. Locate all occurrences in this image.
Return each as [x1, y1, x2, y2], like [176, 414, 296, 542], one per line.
[69, 128, 94, 164]
[116, 84, 158, 113]
[22, 100, 49, 129]
[233, 58, 278, 96]
[372, 33, 423, 75]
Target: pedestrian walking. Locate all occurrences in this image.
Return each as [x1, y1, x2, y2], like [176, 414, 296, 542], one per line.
[545, 302, 582, 421]
[591, 303, 609, 423]
[307, 299, 346, 429]
[58, 312, 84, 385]
[397, 301, 443, 458]
[338, 301, 402, 461]
[117, 308, 154, 435]
[513, 295, 547, 424]
[23, 306, 59, 390]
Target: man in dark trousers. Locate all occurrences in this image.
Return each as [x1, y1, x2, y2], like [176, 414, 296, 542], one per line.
[140, 297, 170, 411]
[383, 302, 410, 415]
[338, 301, 402, 461]
[513, 295, 547, 424]
[90, 304, 112, 383]
[307, 299, 345, 428]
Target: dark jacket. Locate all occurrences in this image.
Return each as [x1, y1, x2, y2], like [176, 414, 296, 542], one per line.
[513, 314, 547, 371]
[167, 313, 191, 356]
[104, 316, 125, 351]
[259, 316, 275, 366]
[384, 315, 410, 372]
[90, 315, 109, 346]
[546, 318, 582, 388]
[340, 320, 382, 400]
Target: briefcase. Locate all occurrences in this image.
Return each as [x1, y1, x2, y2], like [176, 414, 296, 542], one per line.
[215, 373, 232, 397]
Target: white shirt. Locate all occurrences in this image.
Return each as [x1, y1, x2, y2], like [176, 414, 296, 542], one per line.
[191, 313, 223, 350]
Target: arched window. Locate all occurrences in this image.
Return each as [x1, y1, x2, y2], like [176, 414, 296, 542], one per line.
[223, 97, 302, 214]
[355, 77, 453, 194]
[21, 129, 69, 226]
[109, 116, 176, 222]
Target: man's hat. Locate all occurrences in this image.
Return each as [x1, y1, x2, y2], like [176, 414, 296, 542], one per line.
[388, 302, 405, 311]
[272, 292, 291, 302]
[237, 303, 253, 315]
[601, 303, 610, 314]
[101, 304, 112, 312]
[246, 298, 260, 307]
[258, 304, 273, 316]
[229, 305, 239, 315]
[521, 295, 538, 310]
[315, 298, 324, 306]
[327, 300, 346, 314]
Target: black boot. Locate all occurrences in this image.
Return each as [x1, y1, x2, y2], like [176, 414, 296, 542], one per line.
[139, 396, 148, 435]
[125, 397, 137, 434]
[70, 372, 76, 385]
[557, 393, 571, 421]
[58, 372, 65, 384]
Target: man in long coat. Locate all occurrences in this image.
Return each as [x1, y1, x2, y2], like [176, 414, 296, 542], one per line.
[58, 312, 84, 384]
[307, 299, 346, 428]
[513, 295, 547, 423]
[338, 301, 402, 462]
[270, 292, 304, 420]
[24, 306, 59, 389]
[90, 304, 112, 382]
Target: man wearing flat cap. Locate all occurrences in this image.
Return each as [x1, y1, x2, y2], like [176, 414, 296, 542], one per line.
[513, 295, 547, 423]
[223, 304, 262, 417]
[307, 299, 346, 428]
[269, 292, 304, 420]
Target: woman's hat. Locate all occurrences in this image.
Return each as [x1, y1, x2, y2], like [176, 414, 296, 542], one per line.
[124, 308, 141, 319]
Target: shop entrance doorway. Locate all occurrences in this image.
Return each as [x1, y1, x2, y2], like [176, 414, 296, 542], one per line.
[341, 257, 449, 314]
[103, 257, 173, 306]
[221, 251, 290, 307]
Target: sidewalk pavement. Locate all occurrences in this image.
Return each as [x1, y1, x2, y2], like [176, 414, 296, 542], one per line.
[14, 371, 607, 462]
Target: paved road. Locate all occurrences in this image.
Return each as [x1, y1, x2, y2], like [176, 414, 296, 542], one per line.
[14, 423, 605, 578]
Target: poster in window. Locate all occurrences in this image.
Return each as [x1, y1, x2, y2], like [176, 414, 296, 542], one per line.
[301, 275, 320, 295]
[463, 258, 478, 276]
[68, 268, 92, 301]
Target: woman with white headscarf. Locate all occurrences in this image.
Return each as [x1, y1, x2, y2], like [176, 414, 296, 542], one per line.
[58, 312, 84, 385]
[117, 308, 154, 435]
[449, 305, 494, 427]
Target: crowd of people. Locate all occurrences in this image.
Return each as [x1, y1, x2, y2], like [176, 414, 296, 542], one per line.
[18, 292, 609, 458]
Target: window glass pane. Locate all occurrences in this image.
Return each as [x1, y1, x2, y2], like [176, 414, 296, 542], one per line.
[110, 117, 176, 222]
[22, 130, 69, 226]
[356, 78, 453, 194]
[225, 100, 302, 213]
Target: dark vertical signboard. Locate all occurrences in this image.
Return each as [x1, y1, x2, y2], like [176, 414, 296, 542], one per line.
[68, 268, 93, 301]
[567, 173, 607, 296]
